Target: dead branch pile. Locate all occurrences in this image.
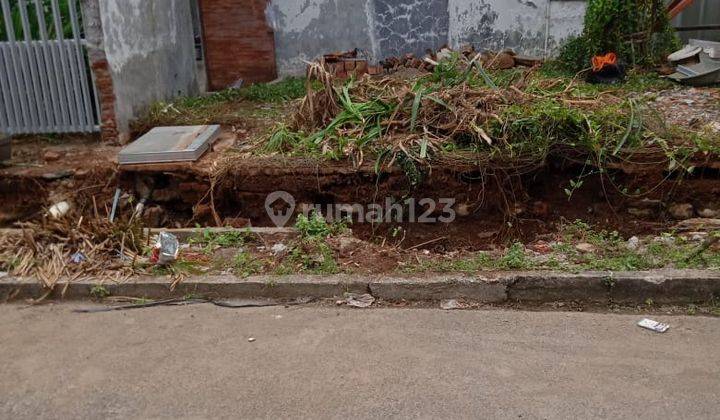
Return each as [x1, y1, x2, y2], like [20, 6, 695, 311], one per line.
[0, 212, 144, 300]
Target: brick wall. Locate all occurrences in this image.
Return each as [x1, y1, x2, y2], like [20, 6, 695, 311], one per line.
[199, 0, 278, 90]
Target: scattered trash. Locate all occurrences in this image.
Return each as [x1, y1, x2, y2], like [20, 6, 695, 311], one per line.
[247, 337, 256, 342]
[339, 293, 375, 308]
[109, 188, 122, 223]
[587, 52, 625, 84]
[637, 318, 670, 333]
[0, 271, 7, 278]
[48, 201, 71, 219]
[152, 232, 180, 265]
[440, 299, 462, 310]
[667, 40, 720, 86]
[70, 252, 87, 264]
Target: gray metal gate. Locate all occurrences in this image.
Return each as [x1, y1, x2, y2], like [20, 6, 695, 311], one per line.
[0, 0, 98, 135]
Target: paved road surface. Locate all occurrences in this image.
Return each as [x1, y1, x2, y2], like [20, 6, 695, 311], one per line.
[1, 303, 718, 419]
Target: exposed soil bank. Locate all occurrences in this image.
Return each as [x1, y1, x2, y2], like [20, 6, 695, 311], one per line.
[117, 155, 720, 250]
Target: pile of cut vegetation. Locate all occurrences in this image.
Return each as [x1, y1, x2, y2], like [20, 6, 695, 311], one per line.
[257, 53, 717, 182]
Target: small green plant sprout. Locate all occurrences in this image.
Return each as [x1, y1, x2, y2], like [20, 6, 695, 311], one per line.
[233, 252, 264, 278]
[295, 211, 347, 240]
[90, 284, 110, 299]
[498, 242, 530, 270]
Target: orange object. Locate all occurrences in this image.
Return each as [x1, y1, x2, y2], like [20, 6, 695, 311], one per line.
[591, 52, 618, 72]
[667, 0, 695, 19]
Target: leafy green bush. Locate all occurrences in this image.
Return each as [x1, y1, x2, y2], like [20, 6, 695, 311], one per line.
[558, 0, 680, 71]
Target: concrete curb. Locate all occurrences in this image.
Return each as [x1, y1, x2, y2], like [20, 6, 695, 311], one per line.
[1, 270, 719, 304]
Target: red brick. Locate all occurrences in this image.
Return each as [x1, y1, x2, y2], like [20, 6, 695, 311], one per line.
[200, 0, 277, 90]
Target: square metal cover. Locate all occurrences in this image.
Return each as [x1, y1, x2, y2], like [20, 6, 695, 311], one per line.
[118, 125, 220, 165]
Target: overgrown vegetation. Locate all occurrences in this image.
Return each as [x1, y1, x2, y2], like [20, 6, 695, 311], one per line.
[558, 0, 680, 71]
[256, 55, 716, 202]
[134, 78, 306, 130]
[0, 0, 77, 41]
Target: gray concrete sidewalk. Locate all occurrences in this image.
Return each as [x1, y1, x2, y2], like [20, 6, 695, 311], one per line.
[0, 304, 718, 419]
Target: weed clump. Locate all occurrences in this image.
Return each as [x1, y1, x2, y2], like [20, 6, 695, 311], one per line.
[558, 0, 680, 71]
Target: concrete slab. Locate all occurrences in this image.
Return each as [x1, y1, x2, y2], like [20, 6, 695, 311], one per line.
[118, 125, 220, 165]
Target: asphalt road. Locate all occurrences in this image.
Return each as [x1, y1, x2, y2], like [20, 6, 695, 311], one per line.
[0, 303, 718, 419]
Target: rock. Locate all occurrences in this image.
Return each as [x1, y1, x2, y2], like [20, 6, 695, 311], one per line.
[224, 217, 250, 228]
[343, 293, 375, 308]
[530, 201, 550, 217]
[628, 198, 662, 209]
[575, 243, 596, 253]
[271, 243, 288, 256]
[698, 208, 718, 218]
[668, 203, 694, 220]
[43, 150, 63, 162]
[337, 235, 363, 256]
[626, 236, 640, 250]
[529, 240, 552, 254]
[143, 206, 167, 227]
[441, 299, 462, 310]
[627, 208, 654, 217]
[41, 170, 73, 180]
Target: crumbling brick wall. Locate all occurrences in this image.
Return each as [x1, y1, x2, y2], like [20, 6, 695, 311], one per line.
[199, 0, 278, 90]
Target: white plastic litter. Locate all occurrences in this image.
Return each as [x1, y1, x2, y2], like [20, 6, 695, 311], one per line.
[155, 232, 180, 265]
[48, 201, 71, 219]
[638, 318, 670, 333]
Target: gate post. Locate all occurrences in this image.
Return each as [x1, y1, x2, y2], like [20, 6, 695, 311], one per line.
[80, 0, 121, 143]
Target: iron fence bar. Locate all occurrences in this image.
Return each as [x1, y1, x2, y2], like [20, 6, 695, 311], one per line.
[34, 0, 62, 131]
[1, 0, 32, 130]
[0, 46, 13, 132]
[18, 0, 44, 130]
[68, 0, 94, 130]
[49, 0, 73, 129]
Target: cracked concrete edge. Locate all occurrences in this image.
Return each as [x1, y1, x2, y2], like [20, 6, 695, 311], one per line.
[1, 270, 719, 304]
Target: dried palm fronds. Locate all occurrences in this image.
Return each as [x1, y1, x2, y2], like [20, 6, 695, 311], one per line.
[0, 210, 145, 299]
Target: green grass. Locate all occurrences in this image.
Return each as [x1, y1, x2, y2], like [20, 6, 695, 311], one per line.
[404, 221, 720, 274]
[134, 78, 306, 129]
[233, 251, 264, 277]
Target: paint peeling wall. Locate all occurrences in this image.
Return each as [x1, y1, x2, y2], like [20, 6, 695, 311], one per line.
[269, 0, 586, 76]
[98, 0, 199, 133]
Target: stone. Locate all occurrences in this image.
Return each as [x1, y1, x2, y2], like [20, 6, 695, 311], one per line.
[337, 236, 363, 256]
[627, 236, 640, 250]
[575, 243, 596, 254]
[698, 208, 718, 218]
[440, 299, 462, 310]
[668, 203, 694, 220]
[224, 217, 250, 228]
[43, 150, 63, 162]
[271, 243, 288, 256]
[627, 208, 654, 217]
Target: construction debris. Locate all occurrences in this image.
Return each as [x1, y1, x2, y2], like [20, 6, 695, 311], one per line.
[118, 125, 220, 165]
[667, 40, 720, 86]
